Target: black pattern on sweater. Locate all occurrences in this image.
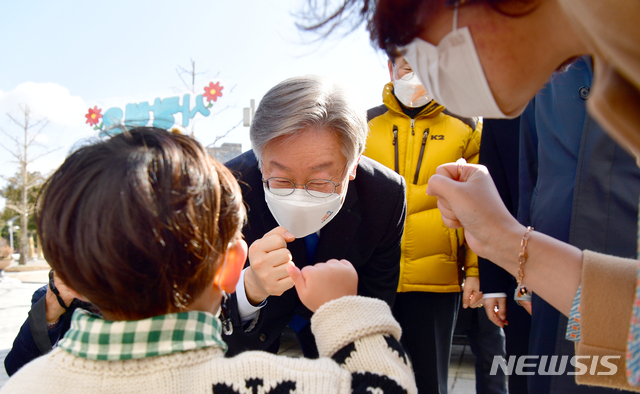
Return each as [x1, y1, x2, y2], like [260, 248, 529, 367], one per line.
[351, 371, 408, 393]
[332, 342, 357, 365]
[212, 378, 296, 394]
[384, 335, 408, 365]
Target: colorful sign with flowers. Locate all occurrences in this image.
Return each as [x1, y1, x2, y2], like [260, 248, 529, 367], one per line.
[85, 81, 224, 135]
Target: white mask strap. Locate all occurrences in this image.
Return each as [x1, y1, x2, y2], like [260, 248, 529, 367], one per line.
[453, 2, 460, 31]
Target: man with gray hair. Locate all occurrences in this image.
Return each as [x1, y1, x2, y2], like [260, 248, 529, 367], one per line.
[223, 75, 407, 358]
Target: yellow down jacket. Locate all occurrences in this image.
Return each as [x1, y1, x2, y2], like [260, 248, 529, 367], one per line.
[364, 82, 481, 293]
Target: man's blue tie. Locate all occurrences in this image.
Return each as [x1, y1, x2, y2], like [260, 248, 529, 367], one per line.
[303, 232, 320, 264]
[289, 233, 320, 334]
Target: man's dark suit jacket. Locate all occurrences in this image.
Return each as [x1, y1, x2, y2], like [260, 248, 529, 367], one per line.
[223, 150, 406, 357]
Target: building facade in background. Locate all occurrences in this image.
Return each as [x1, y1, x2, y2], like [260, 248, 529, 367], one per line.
[208, 143, 242, 164]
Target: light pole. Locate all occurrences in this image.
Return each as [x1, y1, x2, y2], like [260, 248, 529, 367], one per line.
[243, 99, 255, 127]
[7, 216, 19, 253]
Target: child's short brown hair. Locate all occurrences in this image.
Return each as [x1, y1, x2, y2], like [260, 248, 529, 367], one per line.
[37, 127, 245, 319]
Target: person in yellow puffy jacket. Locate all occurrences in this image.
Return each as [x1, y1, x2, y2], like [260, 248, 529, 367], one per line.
[364, 45, 483, 394]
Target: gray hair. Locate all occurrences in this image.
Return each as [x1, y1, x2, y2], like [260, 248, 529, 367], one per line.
[250, 75, 368, 171]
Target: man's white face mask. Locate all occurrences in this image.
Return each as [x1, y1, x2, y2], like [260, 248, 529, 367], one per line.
[400, 4, 526, 118]
[393, 69, 432, 108]
[263, 182, 348, 239]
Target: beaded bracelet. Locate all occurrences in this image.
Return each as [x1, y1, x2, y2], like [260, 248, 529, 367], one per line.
[46, 319, 61, 331]
[516, 226, 534, 298]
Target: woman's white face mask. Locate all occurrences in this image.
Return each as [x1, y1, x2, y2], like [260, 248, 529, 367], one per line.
[400, 4, 525, 119]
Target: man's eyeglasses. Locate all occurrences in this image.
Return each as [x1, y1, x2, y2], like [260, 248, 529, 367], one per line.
[262, 177, 342, 198]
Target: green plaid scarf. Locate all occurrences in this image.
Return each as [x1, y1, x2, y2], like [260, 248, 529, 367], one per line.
[58, 309, 227, 361]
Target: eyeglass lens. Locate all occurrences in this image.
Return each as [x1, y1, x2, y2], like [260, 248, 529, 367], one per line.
[265, 178, 336, 197]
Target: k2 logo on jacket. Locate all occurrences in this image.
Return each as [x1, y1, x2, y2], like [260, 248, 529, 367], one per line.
[430, 135, 444, 140]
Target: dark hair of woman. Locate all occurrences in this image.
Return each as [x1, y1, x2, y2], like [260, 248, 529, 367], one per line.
[297, 0, 539, 50]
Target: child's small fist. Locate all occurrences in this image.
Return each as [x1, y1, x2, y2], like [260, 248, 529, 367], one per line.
[287, 259, 358, 312]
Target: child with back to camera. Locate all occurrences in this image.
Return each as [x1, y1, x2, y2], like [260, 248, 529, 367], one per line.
[0, 127, 416, 394]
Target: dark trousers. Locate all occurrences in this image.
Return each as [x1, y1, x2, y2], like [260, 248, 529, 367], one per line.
[459, 306, 507, 394]
[503, 293, 532, 394]
[266, 317, 320, 359]
[393, 291, 461, 394]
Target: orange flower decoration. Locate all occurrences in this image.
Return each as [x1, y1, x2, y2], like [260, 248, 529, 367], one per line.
[85, 106, 103, 126]
[203, 82, 223, 102]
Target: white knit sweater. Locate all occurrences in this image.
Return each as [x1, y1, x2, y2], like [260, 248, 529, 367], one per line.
[1, 296, 417, 394]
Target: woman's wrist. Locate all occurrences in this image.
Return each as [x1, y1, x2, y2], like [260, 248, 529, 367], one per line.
[488, 225, 583, 315]
[45, 290, 66, 324]
[483, 221, 526, 274]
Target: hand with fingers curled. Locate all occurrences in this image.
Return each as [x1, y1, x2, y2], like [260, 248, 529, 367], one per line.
[287, 259, 358, 312]
[462, 276, 483, 309]
[426, 162, 521, 260]
[243, 226, 296, 305]
[45, 270, 84, 324]
[518, 300, 532, 315]
[483, 297, 508, 329]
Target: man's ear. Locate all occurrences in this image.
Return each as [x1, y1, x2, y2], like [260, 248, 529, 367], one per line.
[213, 239, 248, 293]
[388, 60, 394, 82]
[349, 156, 361, 180]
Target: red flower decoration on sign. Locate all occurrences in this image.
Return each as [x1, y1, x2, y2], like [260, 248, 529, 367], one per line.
[85, 106, 103, 126]
[203, 82, 223, 102]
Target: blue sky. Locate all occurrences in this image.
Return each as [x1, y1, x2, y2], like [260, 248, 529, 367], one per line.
[0, 0, 391, 211]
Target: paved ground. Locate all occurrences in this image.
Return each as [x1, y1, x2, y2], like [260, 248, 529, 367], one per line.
[0, 264, 50, 388]
[0, 262, 479, 393]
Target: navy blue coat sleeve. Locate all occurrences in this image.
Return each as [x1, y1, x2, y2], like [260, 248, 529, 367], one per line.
[4, 285, 69, 376]
[517, 98, 538, 227]
[352, 173, 405, 307]
[5, 285, 48, 376]
[477, 118, 522, 294]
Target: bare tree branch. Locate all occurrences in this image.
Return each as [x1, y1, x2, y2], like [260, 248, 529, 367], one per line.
[26, 146, 61, 164]
[4, 202, 26, 215]
[25, 178, 43, 190]
[206, 84, 239, 118]
[176, 66, 191, 92]
[0, 128, 24, 160]
[25, 119, 51, 148]
[173, 61, 237, 143]
[7, 109, 47, 131]
[210, 104, 233, 117]
[4, 203, 35, 215]
[175, 59, 209, 93]
[2, 104, 56, 264]
[0, 142, 20, 161]
[207, 120, 242, 147]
